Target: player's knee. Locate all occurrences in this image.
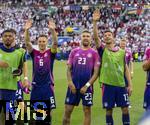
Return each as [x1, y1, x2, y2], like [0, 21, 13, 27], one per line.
[64, 109, 72, 117]
[83, 107, 91, 116]
[121, 107, 129, 114]
[64, 106, 73, 117]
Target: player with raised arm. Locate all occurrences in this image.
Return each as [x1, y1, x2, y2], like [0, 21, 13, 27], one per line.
[93, 10, 133, 125]
[24, 19, 58, 125]
[62, 29, 100, 125]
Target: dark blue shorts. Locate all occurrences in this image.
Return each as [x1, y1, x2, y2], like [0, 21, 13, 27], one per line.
[65, 87, 93, 106]
[16, 81, 24, 101]
[143, 86, 150, 110]
[0, 89, 19, 113]
[102, 84, 130, 109]
[30, 83, 56, 109]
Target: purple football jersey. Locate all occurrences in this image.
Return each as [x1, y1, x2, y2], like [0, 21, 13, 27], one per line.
[30, 49, 56, 86]
[67, 47, 100, 89]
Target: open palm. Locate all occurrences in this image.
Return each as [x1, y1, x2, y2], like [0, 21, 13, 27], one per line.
[48, 20, 56, 30]
[93, 9, 101, 21]
[24, 20, 32, 30]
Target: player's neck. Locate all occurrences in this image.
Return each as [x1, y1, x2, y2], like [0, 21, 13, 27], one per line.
[106, 43, 114, 50]
[3, 44, 11, 49]
[82, 46, 90, 50]
[39, 49, 46, 53]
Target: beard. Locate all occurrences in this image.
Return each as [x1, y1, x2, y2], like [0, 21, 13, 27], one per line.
[83, 43, 89, 47]
[4, 40, 12, 48]
[82, 40, 90, 47]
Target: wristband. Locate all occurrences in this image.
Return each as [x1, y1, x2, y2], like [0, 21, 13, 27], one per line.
[85, 82, 90, 88]
[24, 77, 28, 80]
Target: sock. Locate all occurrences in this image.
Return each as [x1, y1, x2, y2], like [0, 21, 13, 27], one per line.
[122, 114, 130, 125]
[106, 115, 114, 125]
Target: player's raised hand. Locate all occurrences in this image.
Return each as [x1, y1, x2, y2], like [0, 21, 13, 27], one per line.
[24, 20, 32, 30]
[80, 85, 88, 94]
[48, 20, 56, 30]
[93, 9, 101, 21]
[68, 82, 76, 94]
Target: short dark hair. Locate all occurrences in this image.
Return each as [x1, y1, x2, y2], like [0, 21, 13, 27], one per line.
[82, 29, 91, 35]
[104, 30, 113, 34]
[37, 34, 48, 40]
[1, 29, 16, 36]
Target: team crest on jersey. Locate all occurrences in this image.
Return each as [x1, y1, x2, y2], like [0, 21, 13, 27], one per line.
[44, 53, 48, 57]
[75, 53, 80, 57]
[87, 53, 92, 58]
[37, 56, 41, 59]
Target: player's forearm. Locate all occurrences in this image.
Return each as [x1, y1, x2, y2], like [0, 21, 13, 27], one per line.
[23, 62, 28, 78]
[24, 29, 33, 52]
[24, 29, 30, 45]
[125, 65, 132, 86]
[86, 67, 99, 86]
[143, 60, 150, 71]
[67, 66, 73, 84]
[51, 29, 58, 48]
[129, 61, 134, 74]
[93, 21, 100, 48]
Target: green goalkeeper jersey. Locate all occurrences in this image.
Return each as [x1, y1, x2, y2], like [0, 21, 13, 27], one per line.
[99, 47, 126, 87]
[0, 47, 25, 90]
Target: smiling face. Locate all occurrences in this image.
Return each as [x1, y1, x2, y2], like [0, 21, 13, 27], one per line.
[37, 36, 48, 51]
[120, 39, 126, 49]
[81, 31, 91, 47]
[103, 31, 114, 44]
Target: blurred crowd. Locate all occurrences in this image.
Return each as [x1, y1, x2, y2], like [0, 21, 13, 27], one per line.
[0, 0, 149, 60]
[0, 0, 149, 6]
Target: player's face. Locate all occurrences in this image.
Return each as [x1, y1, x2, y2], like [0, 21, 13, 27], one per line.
[104, 32, 114, 44]
[2, 32, 15, 47]
[120, 40, 126, 49]
[38, 37, 48, 51]
[81, 32, 91, 47]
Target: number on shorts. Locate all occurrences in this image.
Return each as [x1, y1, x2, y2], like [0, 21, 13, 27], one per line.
[16, 89, 22, 95]
[85, 93, 92, 101]
[123, 94, 129, 102]
[50, 97, 55, 104]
